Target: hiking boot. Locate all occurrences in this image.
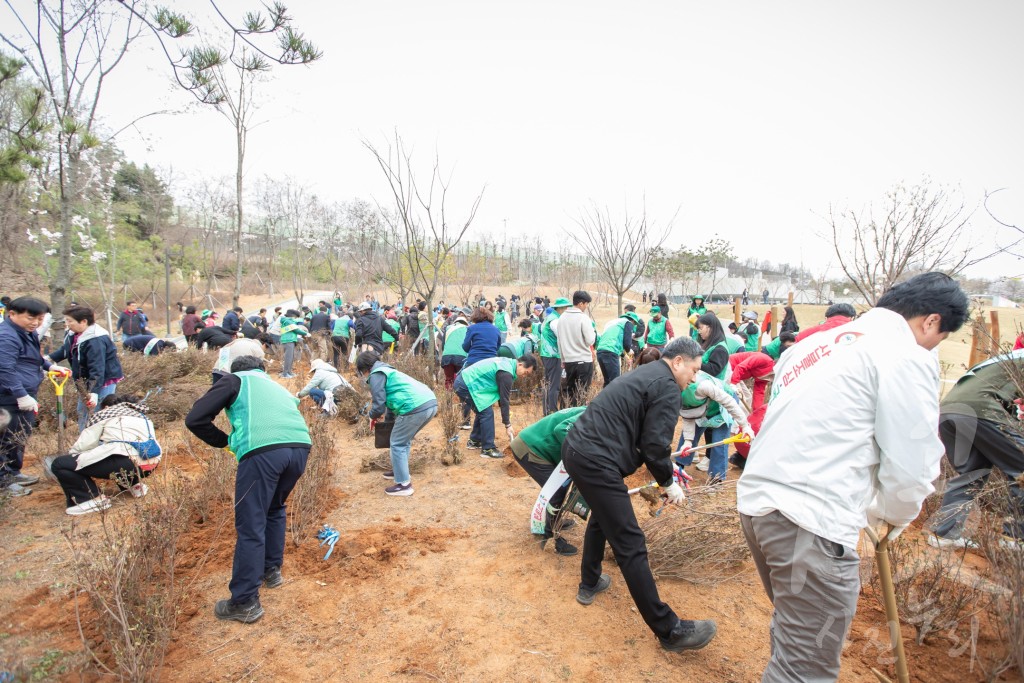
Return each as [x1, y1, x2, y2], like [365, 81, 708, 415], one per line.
[385, 482, 414, 497]
[129, 483, 148, 498]
[576, 574, 611, 605]
[381, 470, 395, 479]
[480, 448, 502, 459]
[927, 533, 978, 550]
[214, 597, 264, 624]
[263, 567, 284, 589]
[66, 496, 111, 515]
[4, 482, 31, 497]
[545, 537, 578, 556]
[11, 472, 38, 486]
[466, 439, 483, 449]
[660, 619, 717, 652]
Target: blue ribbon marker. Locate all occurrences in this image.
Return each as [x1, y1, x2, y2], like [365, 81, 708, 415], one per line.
[317, 524, 340, 560]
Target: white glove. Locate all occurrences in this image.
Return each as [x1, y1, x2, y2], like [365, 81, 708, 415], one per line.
[506, 424, 515, 441]
[87, 393, 99, 408]
[885, 524, 908, 543]
[661, 481, 685, 505]
[16, 395, 39, 413]
[740, 424, 756, 442]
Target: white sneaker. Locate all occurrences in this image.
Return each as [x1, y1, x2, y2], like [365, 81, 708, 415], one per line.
[66, 496, 112, 516]
[696, 457, 710, 472]
[927, 534, 978, 550]
[129, 483, 148, 498]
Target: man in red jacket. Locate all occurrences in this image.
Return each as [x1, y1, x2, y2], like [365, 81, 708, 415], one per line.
[728, 351, 776, 467]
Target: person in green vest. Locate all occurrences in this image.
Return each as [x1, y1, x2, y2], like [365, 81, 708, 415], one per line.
[499, 318, 539, 359]
[494, 300, 511, 344]
[595, 312, 639, 386]
[529, 303, 544, 338]
[453, 354, 538, 458]
[739, 311, 760, 352]
[762, 331, 796, 361]
[511, 406, 586, 556]
[624, 303, 646, 354]
[355, 351, 438, 497]
[331, 307, 354, 368]
[686, 295, 707, 341]
[539, 297, 570, 415]
[380, 309, 402, 354]
[674, 370, 753, 483]
[643, 306, 675, 352]
[278, 309, 308, 379]
[185, 355, 312, 624]
[440, 309, 470, 389]
[694, 313, 731, 380]
[332, 291, 344, 315]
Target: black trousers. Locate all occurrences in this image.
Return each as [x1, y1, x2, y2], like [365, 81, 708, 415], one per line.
[331, 336, 349, 367]
[541, 357, 562, 415]
[51, 453, 149, 506]
[561, 443, 678, 639]
[0, 402, 35, 482]
[513, 449, 567, 536]
[562, 361, 593, 407]
[596, 351, 621, 386]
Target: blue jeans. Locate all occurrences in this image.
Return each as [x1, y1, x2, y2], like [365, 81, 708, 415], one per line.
[596, 350, 621, 386]
[77, 382, 117, 431]
[389, 405, 438, 484]
[308, 388, 326, 406]
[676, 422, 730, 482]
[231, 446, 309, 604]
[453, 376, 495, 449]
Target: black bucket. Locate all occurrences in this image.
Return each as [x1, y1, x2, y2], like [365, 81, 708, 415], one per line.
[374, 420, 394, 449]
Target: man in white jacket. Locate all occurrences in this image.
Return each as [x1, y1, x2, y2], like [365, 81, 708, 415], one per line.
[737, 272, 968, 683]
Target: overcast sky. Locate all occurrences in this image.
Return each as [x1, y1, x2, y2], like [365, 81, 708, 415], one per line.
[97, 0, 1024, 279]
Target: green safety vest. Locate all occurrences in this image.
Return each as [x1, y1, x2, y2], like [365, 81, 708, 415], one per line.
[503, 334, 536, 358]
[742, 322, 760, 352]
[381, 318, 400, 344]
[332, 316, 351, 338]
[702, 340, 730, 380]
[518, 406, 585, 464]
[442, 324, 469, 358]
[763, 336, 782, 360]
[226, 370, 311, 460]
[724, 337, 743, 354]
[647, 317, 668, 346]
[539, 313, 560, 358]
[597, 317, 629, 355]
[370, 365, 436, 415]
[680, 370, 734, 420]
[494, 312, 508, 332]
[461, 357, 518, 410]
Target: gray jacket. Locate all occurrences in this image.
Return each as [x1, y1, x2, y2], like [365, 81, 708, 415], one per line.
[555, 307, 596, 363]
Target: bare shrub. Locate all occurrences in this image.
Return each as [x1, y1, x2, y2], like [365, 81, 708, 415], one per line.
[289, 405, 339, 545]
[65, 474, 192, 681]
[864, 534, 990, 646]
[115, 348, 213, 422]
[388, 351, 439, 389]
[180, 429, 235, 525]
[436, 391, 463, 466]
[643, 481, 751, 585]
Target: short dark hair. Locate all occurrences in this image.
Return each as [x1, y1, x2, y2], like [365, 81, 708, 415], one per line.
[876, 272, 969, 333]
[779, 332, 797, 345]
[661, 336, 703, 360]
[101, 393, 143, 408]
[572, 290, 592, 305]
[518, 318, 532, 329]
[517, 354, 538, 371]
[185, 306, 197, 314]
[126, 300, 136, 306]
[470, 307, 494, 324]
[624, 304, 636, 312]
[7, 297, 49, 316]
[824, 303, 857, 319]
[230, 355, 266, 373]
[233, 306, 243, 313]
[285, 309, 300, 317]
[417, 302, 426, 311]
[355, 350, 381, 375]
[637, 347, 661, 365]
[63, 305, 95, 326]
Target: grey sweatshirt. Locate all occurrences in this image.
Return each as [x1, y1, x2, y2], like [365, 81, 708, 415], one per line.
[555, 307, 597, 363]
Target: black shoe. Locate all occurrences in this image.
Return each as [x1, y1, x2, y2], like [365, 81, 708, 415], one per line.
[576, 574, 611, 605]
[263, 567, 283, 589]
[214, 597, 264, 624]
[728, 454, 745, 470]
[466, 439, 482, 449]
[549, 537, 578, 556]
[659, 619, 717, 652]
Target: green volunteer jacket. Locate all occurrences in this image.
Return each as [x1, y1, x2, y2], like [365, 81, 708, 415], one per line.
[518, 406, 585, 465]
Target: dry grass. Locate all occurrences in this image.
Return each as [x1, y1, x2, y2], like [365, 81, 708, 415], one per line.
[437, 391, 463, 466]
[289, 404, 339, 545]
[115, 348, 214, 422]
[643, 480, 751, 585]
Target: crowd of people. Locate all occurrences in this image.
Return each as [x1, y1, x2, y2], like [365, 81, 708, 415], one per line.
[3, 272, 1023, 682]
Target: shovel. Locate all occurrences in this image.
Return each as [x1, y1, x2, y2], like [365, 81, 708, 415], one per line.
[864, 525, 910, 683]
[43, 371, 70, 481]
[674, 432, 751, 458]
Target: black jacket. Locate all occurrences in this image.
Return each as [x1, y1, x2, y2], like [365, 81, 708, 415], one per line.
[49, 327, 123, 393]
[353, 311, 384, 353]
[563, 359, 679, 486]
[222, 310, 241, 334]
[308, 312, 331, 334]
[196, 325, 235, 349]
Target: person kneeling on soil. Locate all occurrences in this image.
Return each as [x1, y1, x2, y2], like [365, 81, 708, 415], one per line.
[298, 359, 354, 415]
[560, 336, 718, 653]
[185, 355, 311, 624]
[453, 355, 538, 459]
[49, 394, 160, 515]
[511, 406, 586, 556]
[355, 351, 438, 497]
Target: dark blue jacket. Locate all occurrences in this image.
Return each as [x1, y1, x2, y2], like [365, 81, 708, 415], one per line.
[49, 326, 124, 394]
[122, 334, 168, 355]
[115, 309, 148, 336]
[0, 320, 52, 402]
[462, 322, 501, 366]
[222, 310, 241, 334]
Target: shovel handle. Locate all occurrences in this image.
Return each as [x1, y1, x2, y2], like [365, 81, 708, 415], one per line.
[47, 370, 69, 396]
[866, 525, 910, 683]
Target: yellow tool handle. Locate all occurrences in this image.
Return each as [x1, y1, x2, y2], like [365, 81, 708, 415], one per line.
[47, 370, 69, 395]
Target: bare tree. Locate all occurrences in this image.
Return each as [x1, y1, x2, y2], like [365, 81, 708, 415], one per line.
[364, 133, 484, 372]
[566, 201, 671, 315]
[828, 180, 996, 305]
